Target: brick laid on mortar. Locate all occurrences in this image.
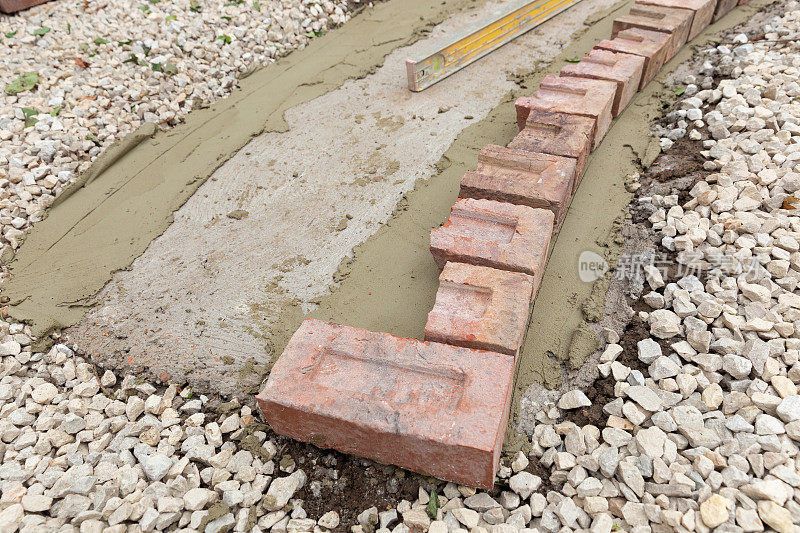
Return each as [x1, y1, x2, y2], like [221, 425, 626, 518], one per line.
[560, 49, 645, 117]
[595, 27, 672, 89]
[508, 112, 593, 192]
[256, 318, 515, 489]
[514, 75, 616, 149]
[713, 0, 738, 21]
[430, 198, 554, 281]
[253, 0, 753, 497]
[459, 144, 576, 231]
[424, 262, 535, 356]
[635, 0, 715, 40]
[612, 4, 692, 61]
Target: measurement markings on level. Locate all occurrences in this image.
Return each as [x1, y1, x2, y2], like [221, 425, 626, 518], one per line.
[406, 0, 584, 92]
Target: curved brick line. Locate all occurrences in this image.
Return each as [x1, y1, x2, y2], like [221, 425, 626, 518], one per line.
[257, 0, 745, 489]
[437, 0, 731, 359]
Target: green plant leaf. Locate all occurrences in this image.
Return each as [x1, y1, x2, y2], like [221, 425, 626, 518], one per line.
[674, 86, 686, 95]
[163, 62, 178, 75]
[253, 1, 261, 8]
[426, 491, 440, 520]
[93, 37, 109, 45]
[21, 107, 39, 127]
[150, 62, 162, 72]
[5, 72, 39, 96]
[189, 0, 201, 12]
[220, 15, 231, 21]
[4, 30, 17, 38]
[50, 105, 63, 117]
[565, 57, 581, 63]
[217, 34, 232, 44]
[165, 14, 177, 21]
[33, 26, 51, 36]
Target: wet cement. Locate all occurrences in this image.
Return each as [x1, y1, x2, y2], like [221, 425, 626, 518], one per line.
[58, 0, 620, 397]
[4, 0, 493, 346]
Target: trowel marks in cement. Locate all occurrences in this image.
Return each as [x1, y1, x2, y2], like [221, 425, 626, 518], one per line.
[5, 0, 490, 346]
[58, 0, 620, 396]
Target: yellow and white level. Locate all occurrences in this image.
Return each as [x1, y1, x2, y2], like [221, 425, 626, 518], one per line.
[406, 0, 584, 92]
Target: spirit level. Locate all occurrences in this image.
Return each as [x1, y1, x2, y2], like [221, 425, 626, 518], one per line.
[406, 0, 584, 91]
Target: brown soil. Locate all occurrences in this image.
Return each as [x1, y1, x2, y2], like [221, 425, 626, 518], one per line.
[285, 439, 421, 526]
[559, 90, 714, 432]
[259, 429, 563, 529]
[280, 432, 562, 526]
[568, 317, 650, 429]
[267, 434, 425, 528]
[648, 135, 709, 182]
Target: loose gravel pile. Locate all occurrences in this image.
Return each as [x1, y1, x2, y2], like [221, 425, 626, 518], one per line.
[0, 0, 350, 253]
[3, 1, 800, 533]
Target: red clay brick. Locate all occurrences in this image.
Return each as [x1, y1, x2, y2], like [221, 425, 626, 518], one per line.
[713, 0, 737, 20]
[612, 4, 692, 61]
[0, 0, 49, 13]
[430, 198, 554, 282]
[424, 262, 535, 356]
[635, 0, 715, 40]
[256, 319, 514, 489]
[560, 49, 645, 117]
[514, 75, 616, 149]
[459, 145, 576, 231]
[595, 28, 672, 89]
[508, 112, 593, 190]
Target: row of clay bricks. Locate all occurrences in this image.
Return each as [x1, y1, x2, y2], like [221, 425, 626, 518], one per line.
[426, 0, 755, 359]
[257, 0, 748, 490]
